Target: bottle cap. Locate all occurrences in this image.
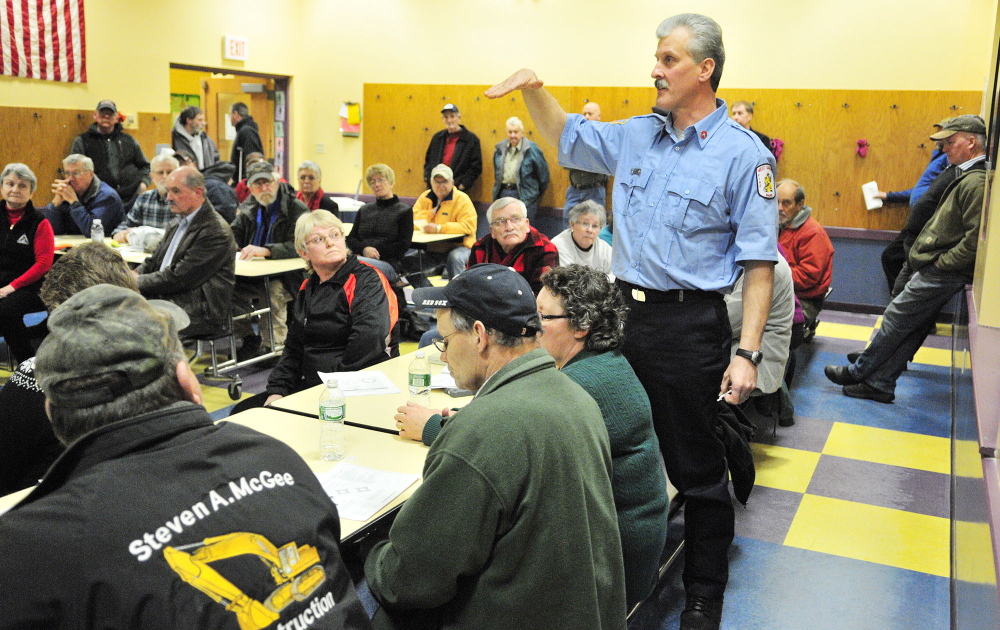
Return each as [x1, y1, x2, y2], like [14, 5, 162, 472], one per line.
[325, 379, 339, 388]
[415, 350, 425, 358]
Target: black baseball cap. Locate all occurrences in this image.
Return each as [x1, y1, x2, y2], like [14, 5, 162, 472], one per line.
[412, 264, 539, 337]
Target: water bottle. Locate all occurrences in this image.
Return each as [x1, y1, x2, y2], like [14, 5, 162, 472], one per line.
[91, 218, 104, 243]
[318, 379, 346, 461]
[408, 350, 432, 407]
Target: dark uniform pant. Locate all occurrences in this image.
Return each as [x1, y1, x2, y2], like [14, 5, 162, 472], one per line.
[619, 282, 734, 600]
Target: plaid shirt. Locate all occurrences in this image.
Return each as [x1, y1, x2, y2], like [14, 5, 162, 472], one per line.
[469, 226, 558, 294]
[112, 189, 173, 234]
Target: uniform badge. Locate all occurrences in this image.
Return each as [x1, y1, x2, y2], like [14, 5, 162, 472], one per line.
[700, 130, 708, 140]
[756, 164, 775, 199]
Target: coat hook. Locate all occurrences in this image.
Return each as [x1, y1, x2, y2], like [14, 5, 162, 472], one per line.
[475, 96, 480, 101]
[842, 103, 849, 108]
[33, 112, 39, 118]
[423, 127, 428, 131]
[376, 94, 381, 99]
[510, 97, 516, 101]
[391, 125, 396, 130]
[408, 95, 413, 99]
[918, 143, 926, 148]
[624, 99, 629, 105]
[833, 191, 840, 197]
[950, 104, 958, 110]
[795, 102, 802, 107]
[890, 104, 898, 109]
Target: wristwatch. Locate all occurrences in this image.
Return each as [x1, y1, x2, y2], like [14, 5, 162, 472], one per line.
[735, 348, 763, 366]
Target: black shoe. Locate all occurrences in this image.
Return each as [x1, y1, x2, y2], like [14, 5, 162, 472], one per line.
[847, 351, 862, 363]
[236, 335, 262, 362]
[843, 382, 894, 403]
[824, 365, 860, 386]
[680, 595, 723, 630]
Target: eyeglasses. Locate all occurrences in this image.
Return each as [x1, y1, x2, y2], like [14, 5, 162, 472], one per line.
[538, 313, 570, 321]
[305, 231, 344, 247]
[63, 170, 89, 179]
[490, 216, 525, 228]
[248, 178, 275, 189]
[432, 330, 460, 353]
[573, 221, 601, 231]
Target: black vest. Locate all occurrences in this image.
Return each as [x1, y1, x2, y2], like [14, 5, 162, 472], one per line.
[0, 201, 45, 291]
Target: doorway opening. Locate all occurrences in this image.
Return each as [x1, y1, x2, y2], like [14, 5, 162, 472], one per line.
[169, 63, 291, 180]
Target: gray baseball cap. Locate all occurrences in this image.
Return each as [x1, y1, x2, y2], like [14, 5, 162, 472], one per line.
[35, 284, 190, 409]
[246, 160, 276, 185]
[929, 115, 985, 140]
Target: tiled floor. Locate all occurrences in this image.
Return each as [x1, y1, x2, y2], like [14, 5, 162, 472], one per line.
[629, 311, 952, 630]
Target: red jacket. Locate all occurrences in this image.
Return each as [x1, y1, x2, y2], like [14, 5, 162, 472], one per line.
[469, 226, 558, 294]
[778, 214, 834, 300]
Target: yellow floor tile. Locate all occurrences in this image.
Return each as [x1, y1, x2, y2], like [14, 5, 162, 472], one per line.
[200, 383, 248, 413]
[911, 346, 951, 367]
[816, 321, 874, 342]
[822, 422, 949, 474]
[751, 443, 822, 493]
[785, 494, 949, 576]
[954, 520, 1000, 585]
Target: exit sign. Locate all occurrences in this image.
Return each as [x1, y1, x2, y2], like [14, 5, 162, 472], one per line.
[223, 35, 248, 61]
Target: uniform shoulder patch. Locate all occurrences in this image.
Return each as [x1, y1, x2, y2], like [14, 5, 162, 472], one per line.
[756, 164, 775, 199]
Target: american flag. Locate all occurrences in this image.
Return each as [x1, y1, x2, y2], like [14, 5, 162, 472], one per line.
[1, 0, 86, 83]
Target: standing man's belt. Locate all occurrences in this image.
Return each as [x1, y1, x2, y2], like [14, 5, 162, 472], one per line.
[616, 279, 720, 303]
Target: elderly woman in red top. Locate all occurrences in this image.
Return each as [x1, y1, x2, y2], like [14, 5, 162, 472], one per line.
[295, 161, 340, 216]
[0, 163, 55, 364]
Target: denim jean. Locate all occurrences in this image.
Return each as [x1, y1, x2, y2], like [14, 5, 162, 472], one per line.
[849, 265, 967, 394]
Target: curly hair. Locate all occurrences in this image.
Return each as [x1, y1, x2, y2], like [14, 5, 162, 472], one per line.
[540, 265, 627, 352]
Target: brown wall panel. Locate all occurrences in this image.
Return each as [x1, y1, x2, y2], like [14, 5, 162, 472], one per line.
[0, 106, 171, 207]
[363, 84, 980, 229]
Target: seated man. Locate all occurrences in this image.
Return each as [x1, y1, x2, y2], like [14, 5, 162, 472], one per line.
[776, 179, 834, 336]
[112, 153, 179, 245]
[725, 255, 796, 429]
[43, 154, 124, 236]
[469, 197, 558, 293]
[135, 166, 237, 338]
[825, 115, 987, 403]
[366, 264, 627, 628]
[230, 161, 308, 356]
[408, 164, 477, 280]
[0, 284, 369, 627]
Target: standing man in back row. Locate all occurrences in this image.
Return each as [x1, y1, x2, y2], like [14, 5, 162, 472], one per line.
[71, 100, 150, 212]
[562, 101, 609, 230]
[423, 104, 482, 193]
[487, 12, 777, 630]
[230, 102, 264, 182]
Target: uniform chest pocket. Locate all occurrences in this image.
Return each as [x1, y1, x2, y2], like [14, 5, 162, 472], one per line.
[617, 168, 653, 218]
[663, 178, 719, 232]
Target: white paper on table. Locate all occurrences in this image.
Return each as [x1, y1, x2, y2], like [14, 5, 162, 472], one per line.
[316, 463, 419, 521]
[315, 370, 401, 396]
[431, 372, 456, 389]
[413, 219, 428, 229]
[862, 181, 883, 210]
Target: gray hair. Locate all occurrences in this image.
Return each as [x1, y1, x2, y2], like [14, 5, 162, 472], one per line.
[970, 132, 988, 152]
[177, 168, 206, 193]
[506, 117, 524, 131]
[47, 345, 187, 445]
[151, 153, 180, 170]
[231, 102, 250, 117]
[486, 197, 526, 224]
[449, 306, 525, 349]
[63, 154, 95, 172]
[656, 13, 725, 92]
[297, 161, 323, 180]
[294, 209, 349, 271]
[365, 164, 395, 187]
[568, 200, 607, 228]
[541, 265, 627, 352]
[1, 163, 38, 193]
[777, 178, 805, 204]
[733, 100, 754, 114]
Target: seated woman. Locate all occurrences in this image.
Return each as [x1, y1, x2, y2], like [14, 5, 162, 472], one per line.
[550, 200, 613, 278]
[295, 160, 340, 216]
[231, 210, 398, 413]
[396, 264, 668, 608]
[0, 163, 55, 366]
[0, 241, 138, 495]
[345, 164, 413, 275]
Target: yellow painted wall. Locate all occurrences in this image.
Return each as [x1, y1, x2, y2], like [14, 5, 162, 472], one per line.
[169, 68, 207, 100]
[1, 0, 996, 194]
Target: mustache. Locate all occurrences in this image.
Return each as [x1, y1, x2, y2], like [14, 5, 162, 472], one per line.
[654, 79, 669, 90]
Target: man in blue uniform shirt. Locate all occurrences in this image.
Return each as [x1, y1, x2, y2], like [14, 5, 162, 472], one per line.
[487, 13, 778, 630]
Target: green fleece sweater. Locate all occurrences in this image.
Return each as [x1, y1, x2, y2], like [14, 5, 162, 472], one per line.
[562, 349, 669, 608]
[365, 348, 627, 630]
[909, 166, 986, 275]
